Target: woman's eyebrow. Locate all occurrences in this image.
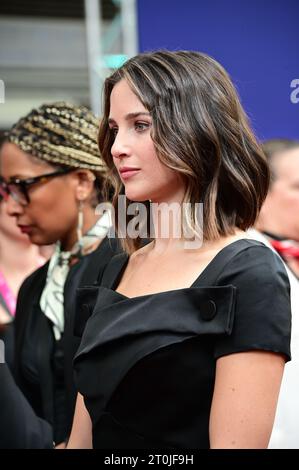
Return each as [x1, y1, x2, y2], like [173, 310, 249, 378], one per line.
[108, 112, 151, 125]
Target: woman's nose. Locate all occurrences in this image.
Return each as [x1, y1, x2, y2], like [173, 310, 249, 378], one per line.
[111, 131, 130, 160]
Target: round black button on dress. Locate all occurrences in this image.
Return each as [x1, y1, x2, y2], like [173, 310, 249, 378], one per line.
[200, 300, 217, 321]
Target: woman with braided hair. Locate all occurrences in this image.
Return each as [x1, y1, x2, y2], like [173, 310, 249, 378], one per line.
[0, 102, 120, 448]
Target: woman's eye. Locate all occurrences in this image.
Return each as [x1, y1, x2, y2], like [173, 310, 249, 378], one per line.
[135, 122, 150, 132]
[110, 127, 118, 138]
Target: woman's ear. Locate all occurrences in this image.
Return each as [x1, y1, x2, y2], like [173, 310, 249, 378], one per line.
[74, 170, 96, 201]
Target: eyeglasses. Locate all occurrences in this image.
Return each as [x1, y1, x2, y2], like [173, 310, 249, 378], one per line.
[0, 168, 74, 206]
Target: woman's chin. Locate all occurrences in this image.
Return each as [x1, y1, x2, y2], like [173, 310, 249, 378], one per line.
[125, 191, 150, 203]
[27, 232, 51, 247]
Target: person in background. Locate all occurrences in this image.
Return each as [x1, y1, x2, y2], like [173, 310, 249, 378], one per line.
[255, 139, 299, 278]
[68, 51, 291, 449]
[0, 197, 46, 369]
[0, 102, 119, 448]
[248, 138, 299, 448]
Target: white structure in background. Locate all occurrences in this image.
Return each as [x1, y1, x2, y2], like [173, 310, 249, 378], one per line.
[84, 0, 103, 116]
[84, 0, 138, 115]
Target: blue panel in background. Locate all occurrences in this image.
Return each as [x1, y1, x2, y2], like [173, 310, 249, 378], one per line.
[137, 0, 299, 140]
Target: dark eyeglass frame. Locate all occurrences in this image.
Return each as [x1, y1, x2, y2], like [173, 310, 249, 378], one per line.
[0, 168, 75, 205]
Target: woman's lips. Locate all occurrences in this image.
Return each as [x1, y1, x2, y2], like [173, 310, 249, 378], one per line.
[119, 168, 140, 180]
[18, 225, 33, 234]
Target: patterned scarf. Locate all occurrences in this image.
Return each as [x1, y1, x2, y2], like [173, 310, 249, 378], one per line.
[40, 212, 111, 340]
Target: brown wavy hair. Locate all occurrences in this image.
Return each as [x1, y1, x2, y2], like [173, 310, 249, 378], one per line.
[98, 50, 269, 253]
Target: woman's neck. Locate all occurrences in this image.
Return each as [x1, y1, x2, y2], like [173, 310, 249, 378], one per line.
[149, 191, 199, 253]
[151, 203, 180, 236]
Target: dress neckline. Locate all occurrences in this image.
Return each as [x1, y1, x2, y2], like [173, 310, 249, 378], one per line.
[108, 238, 262, 300]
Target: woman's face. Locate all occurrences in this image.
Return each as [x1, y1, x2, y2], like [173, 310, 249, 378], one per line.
[109, 79, 185, 203]
[0, 142, 79, 247]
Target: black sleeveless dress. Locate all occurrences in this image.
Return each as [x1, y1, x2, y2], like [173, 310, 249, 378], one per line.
[74, 239, 291, 449]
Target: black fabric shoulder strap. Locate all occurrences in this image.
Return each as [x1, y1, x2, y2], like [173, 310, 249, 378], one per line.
[194, 239, 263, 287]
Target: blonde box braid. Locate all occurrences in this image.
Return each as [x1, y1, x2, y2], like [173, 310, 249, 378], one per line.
[6, 102, 107, 181]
